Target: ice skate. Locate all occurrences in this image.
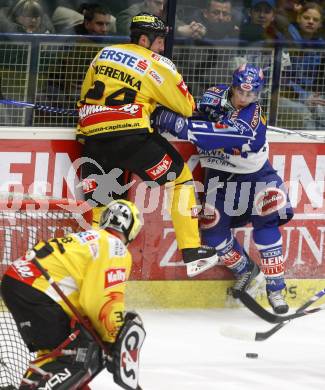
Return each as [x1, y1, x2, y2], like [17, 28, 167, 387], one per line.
[182, 247, 219, 277]
[267, 290, 289, 314]
[232, 261, 265, 299]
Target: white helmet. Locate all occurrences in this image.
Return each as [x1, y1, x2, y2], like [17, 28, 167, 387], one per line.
[99, 199, 142, 243]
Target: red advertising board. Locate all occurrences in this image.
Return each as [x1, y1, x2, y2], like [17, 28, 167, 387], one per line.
[0, 138, 324, 280]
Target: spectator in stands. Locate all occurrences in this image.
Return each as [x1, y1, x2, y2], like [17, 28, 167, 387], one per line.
[176, 0, 240, 40]
[0, 0, 54, 33]
[275, 0, 304, 35]
[279, 2, 325, 129]
[73, 3, 116, 35]
[284, 1, 323, 41]
[239, 0, 282, 43]
[116, 0, 166, 35]
[51, 6, 84, 33]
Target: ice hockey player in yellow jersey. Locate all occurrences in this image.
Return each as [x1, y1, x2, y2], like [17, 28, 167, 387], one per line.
[1, 199, 145, 390]
[78, 13, 219, 278]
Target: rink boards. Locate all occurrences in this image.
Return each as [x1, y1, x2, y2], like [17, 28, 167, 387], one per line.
[0, 128, 324, 308]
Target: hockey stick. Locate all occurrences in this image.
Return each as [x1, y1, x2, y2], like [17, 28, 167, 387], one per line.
[237, 288, 325, 324]
[221, 288, 325, 341]
[268, 125, 325, 142]
[0, 99, 78, 116]
[29, 252, 110, 358]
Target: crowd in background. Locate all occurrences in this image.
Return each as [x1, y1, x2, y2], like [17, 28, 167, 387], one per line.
[0, 0, 324, 44]
[0, 0, 325, 130]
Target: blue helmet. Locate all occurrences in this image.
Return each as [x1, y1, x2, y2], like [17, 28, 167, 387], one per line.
[232, 64, 265, 93]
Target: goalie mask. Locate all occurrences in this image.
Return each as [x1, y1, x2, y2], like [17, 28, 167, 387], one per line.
[99, 200, 142, 244]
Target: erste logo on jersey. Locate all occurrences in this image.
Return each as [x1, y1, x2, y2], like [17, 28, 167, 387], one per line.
[104, 267, 126, 288]
[99, 48, 151, 75]
[145, 154, 173, 179]
[74, 230, 99, 244]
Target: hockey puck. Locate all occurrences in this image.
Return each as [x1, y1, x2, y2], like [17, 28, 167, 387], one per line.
[246, 353, 258, 359]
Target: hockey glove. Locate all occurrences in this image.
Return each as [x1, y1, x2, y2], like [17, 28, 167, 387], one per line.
[151, 107, 187, 137]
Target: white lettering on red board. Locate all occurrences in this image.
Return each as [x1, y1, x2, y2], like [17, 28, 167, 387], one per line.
[0, 152, 82, 199]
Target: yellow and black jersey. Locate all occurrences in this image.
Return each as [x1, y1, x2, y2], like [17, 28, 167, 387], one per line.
[77, 43, 195, 139]
[5, 229, 132, 343]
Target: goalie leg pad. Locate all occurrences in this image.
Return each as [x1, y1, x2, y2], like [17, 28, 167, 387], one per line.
[20, 324, 104, 390]
[112, 312, 146, 390]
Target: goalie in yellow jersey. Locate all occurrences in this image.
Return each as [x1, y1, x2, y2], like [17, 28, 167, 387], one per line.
[1, 200, 145, 390]
[78, 12, 219, 277]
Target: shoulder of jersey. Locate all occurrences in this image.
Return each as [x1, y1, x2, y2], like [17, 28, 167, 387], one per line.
[241, 102, 266, 129]
[149, 52, 178, 74]
[206, 84, 228, 95]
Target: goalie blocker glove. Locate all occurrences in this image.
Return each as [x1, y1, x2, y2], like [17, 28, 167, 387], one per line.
[109, 311, 146, 390]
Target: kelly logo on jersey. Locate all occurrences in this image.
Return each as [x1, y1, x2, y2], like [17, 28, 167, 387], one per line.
[105, 268, 126, 288]
[6, 256, 42, 285]
[81, 178, 97, 194]
[12, 259, 38, 278]
[145, 154, 173, 180]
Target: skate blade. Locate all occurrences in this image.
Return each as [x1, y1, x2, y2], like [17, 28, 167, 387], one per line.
[186, 255, 219, 277]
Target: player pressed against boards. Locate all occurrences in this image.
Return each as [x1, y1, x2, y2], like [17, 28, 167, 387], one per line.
[1, 200, 146, 390]
[77, 12, 219, 278]
[152, 64, 294, 314]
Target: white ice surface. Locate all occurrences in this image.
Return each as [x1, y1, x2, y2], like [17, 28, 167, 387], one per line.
[89, 308, 325, 390]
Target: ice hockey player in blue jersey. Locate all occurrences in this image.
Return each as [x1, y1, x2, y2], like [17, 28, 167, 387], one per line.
[152, 63, 294, 314]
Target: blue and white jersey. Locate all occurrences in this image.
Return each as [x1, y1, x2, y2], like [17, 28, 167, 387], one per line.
[190, 85, 269, 174]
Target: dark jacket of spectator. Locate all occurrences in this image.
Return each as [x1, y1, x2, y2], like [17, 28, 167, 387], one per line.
[239, 0, 282, 43]
[180, 0, 239, 40]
